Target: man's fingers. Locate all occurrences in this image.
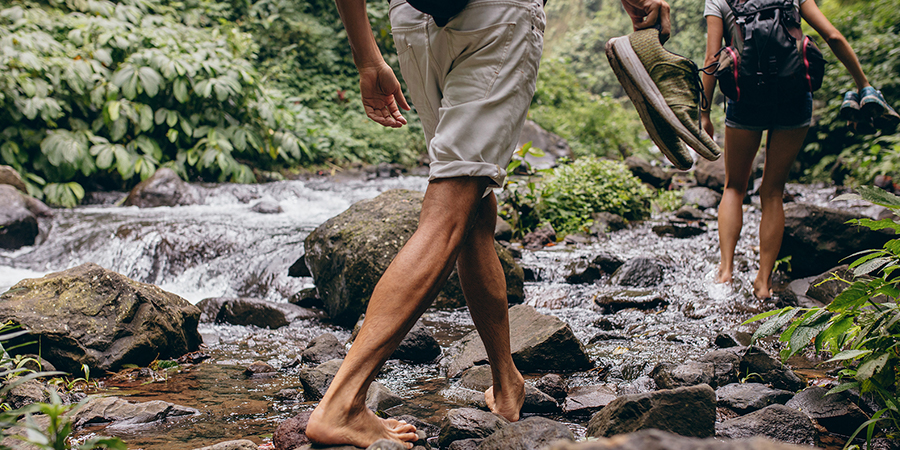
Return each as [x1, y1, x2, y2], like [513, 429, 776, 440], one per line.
[394, 90, 410, 111]
[634, 8, 658, 30]
[387, 98, 407, 126]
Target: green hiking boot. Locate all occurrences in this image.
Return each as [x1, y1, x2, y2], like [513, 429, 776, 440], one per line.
[606, 28, 721, 165]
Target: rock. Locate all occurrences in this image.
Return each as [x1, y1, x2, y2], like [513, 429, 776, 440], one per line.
[244, 361, 277, 378]
[124, 167, 201, 207]
[456, 365, 558, 413]
[697, 350, 742, 387]
[522, 223, 557, 250]
[785, 386, 869, 436]
[495, 217, 514, 242]
[74, 396, 200, 431]
[715, 404, 817, 446]
[447, 439, 481, 450]
[289, 288, 322, 309]
[594, 289, 668, 314]
[298, 359, 401, 411]
[393, 323, 441, 364]
[459, 365, 493, 391]
[780, 203, 895, 278]
[549, 428, 814, 449]
[609, 257, 664, 287]
[367, 439, 408, 450]
[0, 184, 39, 250]
[302, 333, 347, 365]
[251, 197, 283, 214]
[288, 256, 312, 278]
[682, 187, 722, 209]
[650, 362, 715, 389]
[716, 383, 794, 413]
[5, 380, 51, 410]
[651, 222, 706, 239]
[565, 258, 606, 284]
[0, 263, 201, 374]
[592, 253, 626, 274]
[805, 265, 854, 304]
[535, 374, 568, 401]
[674, 206, 713, 221]
[273, 410, 311, 450]
[586, 384, 716, 438]
[303, 190, 524, 325]
[517, 120, 575, 170]
[438, 408, 508, 449]
[591, 212, 628, 233]
[192, 440, 258, 450]
[197, 297, 320, 328]
[445, 304, 592, 377]
[477, 416, 575, 450]
[275, 389, 302, 402]
[562, 384, 618, 417]
[524, 385, 560, 413]
[626, 156, 673, 189]
[694, 158, 726, 192]
[739, 346, 804, 391]
[0, 165, 27, 193]
[714, 331, 752, 348]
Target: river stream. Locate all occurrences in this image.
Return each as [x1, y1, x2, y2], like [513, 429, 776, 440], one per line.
[0, 174, 877, 449]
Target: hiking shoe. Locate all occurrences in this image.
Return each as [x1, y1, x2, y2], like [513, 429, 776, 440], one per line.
[606, 28, 721, 166]
[860, 86, 888, 118]
[874, 102, 900, 134]
[839, 90, 860, 121]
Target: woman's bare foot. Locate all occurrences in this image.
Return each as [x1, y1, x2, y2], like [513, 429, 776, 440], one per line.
[306, 401, 418, 449]
[716, 264, 733, 284]
[753, 282, 773, 300]
[484, 372, 525, 422]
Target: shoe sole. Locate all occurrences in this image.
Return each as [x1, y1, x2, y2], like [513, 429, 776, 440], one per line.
[606, 36, 720, 165]
[860, 96, 886, 119]
[839, 103, 859, 121]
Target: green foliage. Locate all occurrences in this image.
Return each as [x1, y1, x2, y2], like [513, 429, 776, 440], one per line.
[798, 0, 900, 185]
[651, 188, 684, 213]
[500, 142, 550, 238]
[530, 59, 648, 159]
[744, 185, 900, 445]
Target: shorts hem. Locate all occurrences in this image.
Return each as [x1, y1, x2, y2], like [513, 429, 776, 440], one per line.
[725, 119, 812, 131]
[429, 161, 506, 189]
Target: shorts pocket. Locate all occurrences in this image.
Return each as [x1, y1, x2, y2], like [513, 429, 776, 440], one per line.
[442, 22, 516, 106]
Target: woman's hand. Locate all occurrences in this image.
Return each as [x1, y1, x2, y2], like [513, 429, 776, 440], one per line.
[701, 111, 715, 139]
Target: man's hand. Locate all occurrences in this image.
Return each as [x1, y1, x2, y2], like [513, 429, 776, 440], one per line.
[359, 62, 410, 128]
[620, 0, 671, 41]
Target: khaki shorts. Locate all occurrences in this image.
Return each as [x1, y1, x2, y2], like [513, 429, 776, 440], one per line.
[389, 0, 545, 189]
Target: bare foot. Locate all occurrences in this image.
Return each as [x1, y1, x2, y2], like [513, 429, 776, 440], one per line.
[753, 283, 773, 300]
[484, 372, 525, 422]
[716, 265, 732, 284]
[306, 401, 418, 449]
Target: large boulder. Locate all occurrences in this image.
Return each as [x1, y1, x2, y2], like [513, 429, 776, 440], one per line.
[445, 304, 592, 377]
[0, 184, 39, 250]
[196, 297, 320, 329]
[586, 384, 716, 438]
[124, 167, 201, 207]
[549, 428, 814, 450]
[0, 263, 201, 373]
[304, 190, 524, 326]
[516, 120, 575, 170]
[779, 204, 895, 278]
[0, 165, 27, 193]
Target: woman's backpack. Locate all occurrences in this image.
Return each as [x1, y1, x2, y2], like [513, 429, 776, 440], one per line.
[712, 0, 826, 104]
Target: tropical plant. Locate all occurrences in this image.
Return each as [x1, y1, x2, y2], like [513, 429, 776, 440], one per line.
[744, 185, 900, 447]
[0, 391, 126, 450]
[500, 142, 549, 238]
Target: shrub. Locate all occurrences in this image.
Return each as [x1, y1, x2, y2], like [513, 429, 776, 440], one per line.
[537, 156, 651, 235]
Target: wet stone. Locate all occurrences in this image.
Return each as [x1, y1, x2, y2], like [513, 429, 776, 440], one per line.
[716, 404, 817, 446]
[459, 365, 492, 391]
[522, 223, 557, 250]
[298, 359, 401, 411]
[0, 184, 39, 250]
[697, 349, 742, 387]
[716, 383, 793, 413]
[609, 257, 664, 287]
[651, 222, 707, 239]
[714, 331, 751, 348]
[288, 256, 312, 278]
[302, 333, 347, 366]
[785, 386, 869, 436]
[563, 384, 618, 417]
[275, 388, 302, 402]
[495, 217, 513, 242]
[251, 197, 283, 214]
[739, 346, 804, 391]
[674, 205, 714, 221]
[244, 361, 277, 378]
[476, 416, 575, 450]
[273, 411, 311, 450]
[524, 385, 560, 413]
[447, 439, 481, 450]
[594, 289, 668, 314]
[124, 167, 201, 207]
[392, 323, 441, 364]
[626, 156, 673, 189]
[586, 384, 716, 438]
[438, 408, 508, 449]
[805, 265, 854, 305]
[592, 212, 628, 233]
[651, 361, 715, 389]
[74, 396, 200, 431]
[552, 428, 814, 450]
[192, 440, 257, 450]
[534, 373, 568, 401]
[565, 258, 605, 284]
[682, 186, 722, 209]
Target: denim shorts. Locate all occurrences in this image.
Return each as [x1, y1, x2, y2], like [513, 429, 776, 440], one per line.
[725, 92, 813, 131]
[390, 0, 545, 189]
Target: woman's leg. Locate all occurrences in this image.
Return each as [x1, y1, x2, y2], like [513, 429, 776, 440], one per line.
[754, 127, 809, 298]
[717, 127, 764, 283]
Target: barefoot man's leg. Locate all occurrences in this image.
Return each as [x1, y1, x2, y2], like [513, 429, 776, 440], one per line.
[306, 178, 498, 448]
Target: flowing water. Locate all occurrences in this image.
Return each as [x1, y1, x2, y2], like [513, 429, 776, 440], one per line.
[0, 175, 879, 449]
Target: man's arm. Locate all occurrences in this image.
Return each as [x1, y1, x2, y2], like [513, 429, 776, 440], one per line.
[620, 0, 671, 40]
[334, 0, 410, 128]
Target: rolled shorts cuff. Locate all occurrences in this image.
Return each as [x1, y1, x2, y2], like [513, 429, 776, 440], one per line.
[428, 160, 507, 189]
